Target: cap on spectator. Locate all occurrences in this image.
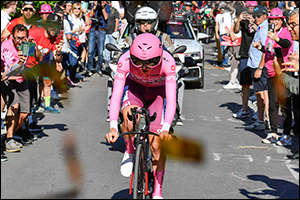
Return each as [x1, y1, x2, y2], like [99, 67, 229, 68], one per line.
[22, 1, 34, 8]
[268, 8, 286, 19]
[46, 13, 61, 27]
[218, 2, 227, 9]
[184, 2, 193, 6]
[53, 7, 64, 15]
[39, 4, 54, 14]
[246, 1, 258, 7]
[253, 5, 268, 17]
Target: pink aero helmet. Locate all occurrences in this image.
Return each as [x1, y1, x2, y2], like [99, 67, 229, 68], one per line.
[130, 33, 163, 68]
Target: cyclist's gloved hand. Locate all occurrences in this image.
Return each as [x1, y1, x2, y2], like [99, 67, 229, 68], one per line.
[160, 130, 172, 141]
[105, 128, 119, 144]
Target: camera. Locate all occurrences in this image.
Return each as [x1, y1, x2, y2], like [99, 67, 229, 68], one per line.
[268, 23, 275, 32]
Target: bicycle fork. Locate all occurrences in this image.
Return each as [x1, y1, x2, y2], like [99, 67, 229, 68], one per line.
[129, 141, 154, 196]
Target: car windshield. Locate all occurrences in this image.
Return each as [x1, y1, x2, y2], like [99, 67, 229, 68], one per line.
[166, 21, 194, 40]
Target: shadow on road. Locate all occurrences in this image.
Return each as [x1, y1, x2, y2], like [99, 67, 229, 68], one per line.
[100, 136, 125, 153]
[239, 174, 299, 199]
[111, 188, 133, 199]
[41, 123, 69, 131]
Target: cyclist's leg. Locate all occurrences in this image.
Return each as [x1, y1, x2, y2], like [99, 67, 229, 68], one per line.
[119, 80, 144, 177]
[121, 105, 140, 152]
[148, 95, 167, 198]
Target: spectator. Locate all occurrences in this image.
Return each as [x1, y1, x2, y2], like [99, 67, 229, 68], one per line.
[111, 1, 126, 33]
[1, 24, 42, 152]
[28, 13, 64, 114]
[37, 4, 54, 26]
[104, 1, 120, 69]
[273, 8, 299, 159]
[1, 1, 37, 43]
[78, 2, 90, 75]
[215, 1, 235, 68]
[65, 1, 73, 16]
[52, 6, 74, 87]
[243, 5, 269, 131]
[68, 2, 90, 82]
[232, 1, 257, 119]
[87, 1, 110, 76]
[222, 23, 242, 90]
[183, 1, 199, 31]
[253, 8, 294, 145]
[209, 2, 223, 66]
[1, 1, 17, 34]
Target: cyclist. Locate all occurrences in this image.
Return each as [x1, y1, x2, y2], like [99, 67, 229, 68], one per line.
[122, 6, 184, 126]
[106, 33, 176, 199]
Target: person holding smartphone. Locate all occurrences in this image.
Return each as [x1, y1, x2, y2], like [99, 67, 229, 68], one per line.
[1, 24, 42, 152]
[253, 8, 294, 145]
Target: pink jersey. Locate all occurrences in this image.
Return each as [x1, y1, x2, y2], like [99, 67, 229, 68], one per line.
[109, 50, 177, 132]
[1, 39, 24, 82]
[265, 27, 293, 78]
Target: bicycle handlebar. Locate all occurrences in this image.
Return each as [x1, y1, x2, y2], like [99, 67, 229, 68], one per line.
[119, 131, 160, 137]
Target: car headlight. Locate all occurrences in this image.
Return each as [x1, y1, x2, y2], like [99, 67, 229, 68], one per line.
[185, 52, 201, 60]
[201, 19, 207, 25]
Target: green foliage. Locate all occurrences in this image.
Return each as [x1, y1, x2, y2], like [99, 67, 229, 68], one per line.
[1, 1, 60, 19]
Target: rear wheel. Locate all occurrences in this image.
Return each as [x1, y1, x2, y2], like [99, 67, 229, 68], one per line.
[205, 28, 210, 44]
[133, 143, 146, 199]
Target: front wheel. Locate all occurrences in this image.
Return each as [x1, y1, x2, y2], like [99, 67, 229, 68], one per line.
[133, 143, 146, 199]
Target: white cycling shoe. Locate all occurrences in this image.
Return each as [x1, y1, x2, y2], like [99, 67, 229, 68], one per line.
[120, 152, 134, 177]
[152, 196, 164, 199]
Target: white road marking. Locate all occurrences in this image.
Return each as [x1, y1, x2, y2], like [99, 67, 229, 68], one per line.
[285, 164, 299, 180]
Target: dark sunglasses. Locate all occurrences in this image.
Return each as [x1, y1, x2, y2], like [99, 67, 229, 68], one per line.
[14, 36, 27, 42]
[138, 20, 154, 25]
[74, 7, 81, 10]
[254, 14, 263, 18]
[22, 7, 34, 12]
[131, 55, 161, 68]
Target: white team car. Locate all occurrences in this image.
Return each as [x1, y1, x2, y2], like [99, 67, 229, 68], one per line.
[166, 16, 205, 88]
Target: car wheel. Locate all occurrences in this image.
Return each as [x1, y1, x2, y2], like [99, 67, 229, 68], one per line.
[199, 54, 205, 88]
[199, 66, 204, 88]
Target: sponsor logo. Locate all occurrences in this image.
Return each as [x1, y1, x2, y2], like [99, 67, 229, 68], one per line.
[171, 65, 175, 71]
[116, 72, 125, 79]
[166, 75, 176, 81]
[118, 63, 122, 68]
[163, 57, 170, 62]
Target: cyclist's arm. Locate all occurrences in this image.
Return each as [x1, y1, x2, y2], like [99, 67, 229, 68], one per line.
[161, 53, 177, 132]
[109, 54, 129, 131]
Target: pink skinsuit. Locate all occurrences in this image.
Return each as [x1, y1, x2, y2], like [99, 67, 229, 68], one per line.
[109, 50, 177, 133]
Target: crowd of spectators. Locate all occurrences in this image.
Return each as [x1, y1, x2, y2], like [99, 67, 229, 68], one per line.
[1, 1, 299, 162]
[210, 1, 299, 159]
[1, 1, 125, 161]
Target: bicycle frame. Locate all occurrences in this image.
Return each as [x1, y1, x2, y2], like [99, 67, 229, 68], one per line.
[119, 107, 159, 199]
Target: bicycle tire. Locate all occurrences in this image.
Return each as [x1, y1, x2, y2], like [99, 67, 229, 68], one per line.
[133, 143, 146, 199]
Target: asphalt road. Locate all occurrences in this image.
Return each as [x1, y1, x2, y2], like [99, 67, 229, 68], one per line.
[1, 40, 299, 199]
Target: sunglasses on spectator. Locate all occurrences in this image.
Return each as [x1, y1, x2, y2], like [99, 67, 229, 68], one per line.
[254, 14, 263, 18]
[22, 7, 34, 12]
[74, 7, 81, 10]
[288, 23, 299, 29]
[138, 20, 154, 25]
[14, 36, 27, 42]
[130, 55, 161, 68]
